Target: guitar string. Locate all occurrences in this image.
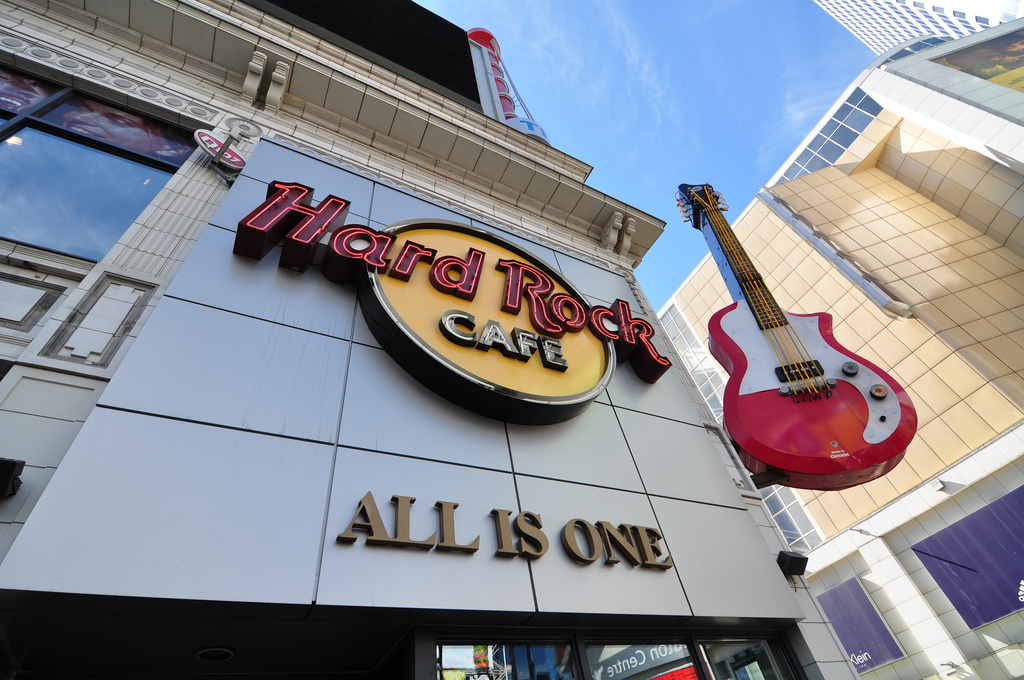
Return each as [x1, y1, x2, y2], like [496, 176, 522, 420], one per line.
[688, 187, 804, 393]
[698, 188, 827, 399]
[702, 192, 824, 398]
[691, 187, 825, 399]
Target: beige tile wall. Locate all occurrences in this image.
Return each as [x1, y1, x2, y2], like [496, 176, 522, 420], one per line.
[876, 119, 1024, 261]
[673, 156, 1024, 538]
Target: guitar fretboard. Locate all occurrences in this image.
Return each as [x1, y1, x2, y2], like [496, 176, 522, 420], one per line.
[688, 186, 788, 331]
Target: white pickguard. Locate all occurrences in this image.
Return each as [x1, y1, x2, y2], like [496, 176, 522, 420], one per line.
[718, 301, 903, 445]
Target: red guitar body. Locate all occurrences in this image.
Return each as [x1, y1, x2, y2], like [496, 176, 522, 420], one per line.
[708, 301, 917, 491]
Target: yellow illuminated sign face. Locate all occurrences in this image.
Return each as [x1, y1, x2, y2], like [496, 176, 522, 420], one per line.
[376, 226, 609, 398]
[234, 180, 671, 424]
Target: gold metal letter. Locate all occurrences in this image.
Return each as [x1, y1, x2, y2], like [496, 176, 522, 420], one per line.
[561, 519, 601, 564]
[632, 525, 674, 570]
[435, 500, 480, 553]
[387, 495, 437, 549]
[491, 509, 518, 557]
[336, 491, 393, 544]
[513, 511, 548, 559]
[597, 521, 642, 566]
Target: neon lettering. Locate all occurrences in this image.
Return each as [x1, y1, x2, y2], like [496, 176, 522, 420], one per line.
[321, 224, 394, 284]
[549, 293, 588, 333]
[388, 240, 436, 281]
[429, 248, 484, 300]
[235, 181, 350, 272]
[495, 259, 562, 336]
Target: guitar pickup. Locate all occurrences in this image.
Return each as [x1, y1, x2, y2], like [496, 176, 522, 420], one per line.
[775, 360, 824, 383]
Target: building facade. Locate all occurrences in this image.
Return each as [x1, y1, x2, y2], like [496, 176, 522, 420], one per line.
[813, 0, 1024, 54]
[0, 1, 859, 678]
[664, 21, 1024, 680]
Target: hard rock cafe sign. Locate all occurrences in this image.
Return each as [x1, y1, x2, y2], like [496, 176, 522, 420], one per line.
[233, 180, 671, 424]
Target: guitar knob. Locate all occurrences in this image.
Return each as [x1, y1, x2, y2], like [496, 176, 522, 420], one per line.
[842, 361, 859, 376]
[870, 384, 889, 400]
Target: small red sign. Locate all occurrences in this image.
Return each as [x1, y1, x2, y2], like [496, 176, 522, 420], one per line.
[194, 130, 245, 169]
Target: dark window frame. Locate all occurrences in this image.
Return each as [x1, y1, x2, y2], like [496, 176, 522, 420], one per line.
[0, 65, 194, 261]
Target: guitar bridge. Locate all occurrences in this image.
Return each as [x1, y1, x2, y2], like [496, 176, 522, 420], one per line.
[775, 360, 824, 383]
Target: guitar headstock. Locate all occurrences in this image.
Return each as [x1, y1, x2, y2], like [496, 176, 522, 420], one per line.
[676, 183, 729, 227]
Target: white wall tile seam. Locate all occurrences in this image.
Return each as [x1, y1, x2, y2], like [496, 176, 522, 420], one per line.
[92, 403, 340, 447]
[311, 294, 362, 604]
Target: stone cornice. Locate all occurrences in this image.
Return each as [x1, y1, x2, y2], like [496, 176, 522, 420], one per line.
[3, 0, 666, 265]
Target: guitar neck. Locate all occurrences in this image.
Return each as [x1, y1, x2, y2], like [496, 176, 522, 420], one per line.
[687, 185, 788, 331]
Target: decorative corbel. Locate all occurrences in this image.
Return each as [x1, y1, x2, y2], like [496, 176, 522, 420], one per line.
[242, 51, 266, 106]
[600, 211, 623, 249]
[616, 216, 636, 255]
[265, 60, 290, 113]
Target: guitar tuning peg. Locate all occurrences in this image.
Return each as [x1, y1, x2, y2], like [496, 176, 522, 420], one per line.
[720, 203, 729, 211]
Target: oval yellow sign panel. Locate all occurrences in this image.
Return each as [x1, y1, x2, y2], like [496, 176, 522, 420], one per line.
[358, 222, 614, 424]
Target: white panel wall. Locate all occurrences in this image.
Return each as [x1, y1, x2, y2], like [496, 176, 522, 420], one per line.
[0, 139, 801, 621]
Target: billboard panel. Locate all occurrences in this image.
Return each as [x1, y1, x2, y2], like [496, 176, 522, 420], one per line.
[911, 483, 1024, 629]
[934, 29, 1024, 93]
[816, 578, 904, 674]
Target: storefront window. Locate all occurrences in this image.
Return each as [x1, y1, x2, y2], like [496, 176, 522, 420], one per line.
[0, 65, 195, 261]
[0, 67, 60, 113]
[699, 640, 796, 680]
[585, 643, 697, 680]
[439, 643, 579, 680]
[39, 93, 194, 164]
[0, 128, 171, 261]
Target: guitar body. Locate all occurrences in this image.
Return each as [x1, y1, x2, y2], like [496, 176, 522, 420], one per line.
[708, 301, 917, 490]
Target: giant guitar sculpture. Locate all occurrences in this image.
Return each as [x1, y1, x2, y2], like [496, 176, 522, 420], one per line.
[677, 183, 917, 491]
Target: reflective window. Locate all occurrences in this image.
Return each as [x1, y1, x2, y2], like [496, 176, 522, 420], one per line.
[699, 640, 797, 680]
[780, 87, 885, 182]
[39, 93, 194, 164]
[0, 128, 170, 261]
[586, 643, 697, 680]
[760, 485, 822, 551]
[0, 65, 195, 262]
[659, 305, 724, 420]
[0, 68, 60, 113]
[439, 643, 578, 680]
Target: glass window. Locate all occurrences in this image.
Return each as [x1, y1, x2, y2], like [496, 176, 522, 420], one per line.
[0, 68, 60, 113]
[586, 643, 697, 680]
[833, 103, 854, 122]
[439, 643, 578, 680]
[858, 95, 883, 117]
[817, 139, 845, 163]
[828, 123, 858, 149]
[39, 93, 194, 164]
[0, 128, 170, 261]
[954, 10, 966, 18]
[844, 108, 874, 132]
[803, 154, 829, 173]
[0, 65, 195, 262]
[699, 640, 797, 680]
[806, 134, 827, 152]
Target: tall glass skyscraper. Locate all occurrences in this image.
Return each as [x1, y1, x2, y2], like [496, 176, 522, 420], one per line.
[814, 0, 1024, 52]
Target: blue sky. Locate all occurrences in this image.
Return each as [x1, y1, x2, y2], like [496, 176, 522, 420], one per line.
[416, 0, 874, 308]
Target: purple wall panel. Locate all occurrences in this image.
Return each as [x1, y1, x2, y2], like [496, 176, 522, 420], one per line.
[816, 578, 904, 674]
[911, 483, 1024, 630]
